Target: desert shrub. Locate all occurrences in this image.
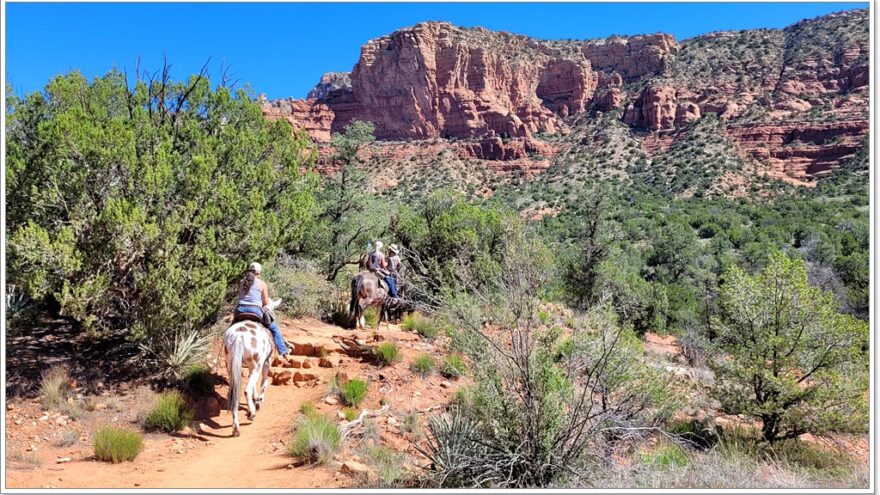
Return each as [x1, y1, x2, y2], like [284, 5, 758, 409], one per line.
[183, 363, 215, 396]
[39, 365, 70, 408]
[401, 412, 420, 435]
[373, 342, 400, 367]
[420, 232, 679, 487]
[710, 252, 869, 442]
[410, 354, 435, 377]
[58, 428, 79, 447]
[6, 69, 318, 342]
[363, 307, 380, 328]
[93, 427, 143, 463]
[387, 191, 511, 297]
[642, 443, 689, 469]
[677, 324, 710, 368]
[771, 439, 856, 479]
[264, 256, 335, 318]
[715, 427, 856, 480]
[143, 391, 194, 433]
[341, 379, 369, 407]
[60, 399, 85, 420]
[7, 449, 42, 469]
[668, 418, 720, 450]
[440, 352, 467, 379]
[698, 223, 720, 239]
[360, 444, 409, 487]
[401, 312, 419, 331]
[413, 318, 439, 340]
[288, 414, 341, 464]
[299, 401, 318, 418]
[343, 407, 359, 421]
[402, 312, 439, 339]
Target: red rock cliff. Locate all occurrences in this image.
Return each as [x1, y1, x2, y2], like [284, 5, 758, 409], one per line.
[263, 9, 868, 182]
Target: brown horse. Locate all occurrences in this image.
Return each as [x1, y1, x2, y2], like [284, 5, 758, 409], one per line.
[349, 270, 389, 330]
[352, 253, 408, 327]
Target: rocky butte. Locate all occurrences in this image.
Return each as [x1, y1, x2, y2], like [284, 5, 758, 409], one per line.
[263, 9, 868, 185]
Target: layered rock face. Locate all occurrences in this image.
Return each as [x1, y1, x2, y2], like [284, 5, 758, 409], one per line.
[264, 21, 671, 159]
[726, 120, 867, 181]
[263, 9, 869, 183]
[263, 98, 335, 142]
[582, 34, 676, 80]
[326, 22, 597, 145]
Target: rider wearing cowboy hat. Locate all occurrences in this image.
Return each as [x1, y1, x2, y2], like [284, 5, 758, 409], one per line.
[367, 241, 398, 298]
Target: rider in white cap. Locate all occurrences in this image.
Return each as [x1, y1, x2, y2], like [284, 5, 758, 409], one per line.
[235, 262, 288, 355]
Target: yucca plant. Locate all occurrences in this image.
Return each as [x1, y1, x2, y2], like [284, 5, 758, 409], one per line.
[140, 329, 212, 380]
[415, 409, 487, 486]
[5, 285, 29, 316]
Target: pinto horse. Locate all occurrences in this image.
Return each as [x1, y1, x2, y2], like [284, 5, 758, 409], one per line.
[224, 298, 280, 437]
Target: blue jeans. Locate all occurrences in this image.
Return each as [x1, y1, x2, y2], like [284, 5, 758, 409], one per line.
[385, 276, 398, 298]
[235, 305, 288, 355]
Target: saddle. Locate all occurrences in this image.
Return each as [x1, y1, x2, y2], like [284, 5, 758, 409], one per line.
[233, 305, 276, 328]
[234, 312, 262, 324]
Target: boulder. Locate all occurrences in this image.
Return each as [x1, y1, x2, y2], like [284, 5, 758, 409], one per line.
[340, 460, 375, 478]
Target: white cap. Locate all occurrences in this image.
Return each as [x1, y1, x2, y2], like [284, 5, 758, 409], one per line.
[374, 240, 384, 251]
[249, 262, 262, 274]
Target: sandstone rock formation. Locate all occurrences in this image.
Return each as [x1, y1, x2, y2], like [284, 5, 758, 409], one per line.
[307, 72, 351, 100]
[262, 8, 869, 183]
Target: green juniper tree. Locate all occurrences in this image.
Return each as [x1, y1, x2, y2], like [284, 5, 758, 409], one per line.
[311, 120, 389, 282]
[710, 251, 868, 442]
[6, 68, 318, 342]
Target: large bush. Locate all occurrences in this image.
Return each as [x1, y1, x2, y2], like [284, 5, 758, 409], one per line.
[389, 190, 510, 298]
[711, 252, 869, 442]
[6, 69, 318, 340]
[263, 256, 335, 319]
[421, 229, 677, 487]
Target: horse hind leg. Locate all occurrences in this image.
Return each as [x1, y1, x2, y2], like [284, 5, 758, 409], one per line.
[256, 354, 270, 410]
[245, 362, 260, 421]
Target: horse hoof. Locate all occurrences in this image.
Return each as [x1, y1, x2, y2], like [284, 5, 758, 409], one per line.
[232, 430, 240, 437]
[255, 402, 262, 411]
[247, 412, 256, 421]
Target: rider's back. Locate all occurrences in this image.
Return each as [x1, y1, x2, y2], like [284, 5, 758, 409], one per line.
[368, 252, 384, 271]
[239, 278, 265, 307]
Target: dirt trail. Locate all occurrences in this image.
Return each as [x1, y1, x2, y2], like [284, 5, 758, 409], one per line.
[6, 317, 446, 489]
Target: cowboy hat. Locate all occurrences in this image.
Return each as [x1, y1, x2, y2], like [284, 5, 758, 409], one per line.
[389, 244, 400, 254]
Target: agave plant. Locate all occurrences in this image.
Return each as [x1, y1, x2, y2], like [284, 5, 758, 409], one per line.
[139, 329, 213, 380]
[5, 285, 30, 316]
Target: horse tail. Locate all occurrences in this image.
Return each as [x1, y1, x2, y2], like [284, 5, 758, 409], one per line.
[227, 334, 244, 414]
[349, 273, 363, 328]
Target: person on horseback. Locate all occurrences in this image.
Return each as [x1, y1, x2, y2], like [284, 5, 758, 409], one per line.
[388, 244, 402, 286]
[234, 262, 289, 355]
[368, 241, 398, 298]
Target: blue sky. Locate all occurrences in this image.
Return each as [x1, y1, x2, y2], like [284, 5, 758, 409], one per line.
[5, 2, 868, 99]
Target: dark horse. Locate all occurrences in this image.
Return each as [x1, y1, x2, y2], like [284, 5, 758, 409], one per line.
[348, 270, 392, 330]
[350, 253, 409, 329]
